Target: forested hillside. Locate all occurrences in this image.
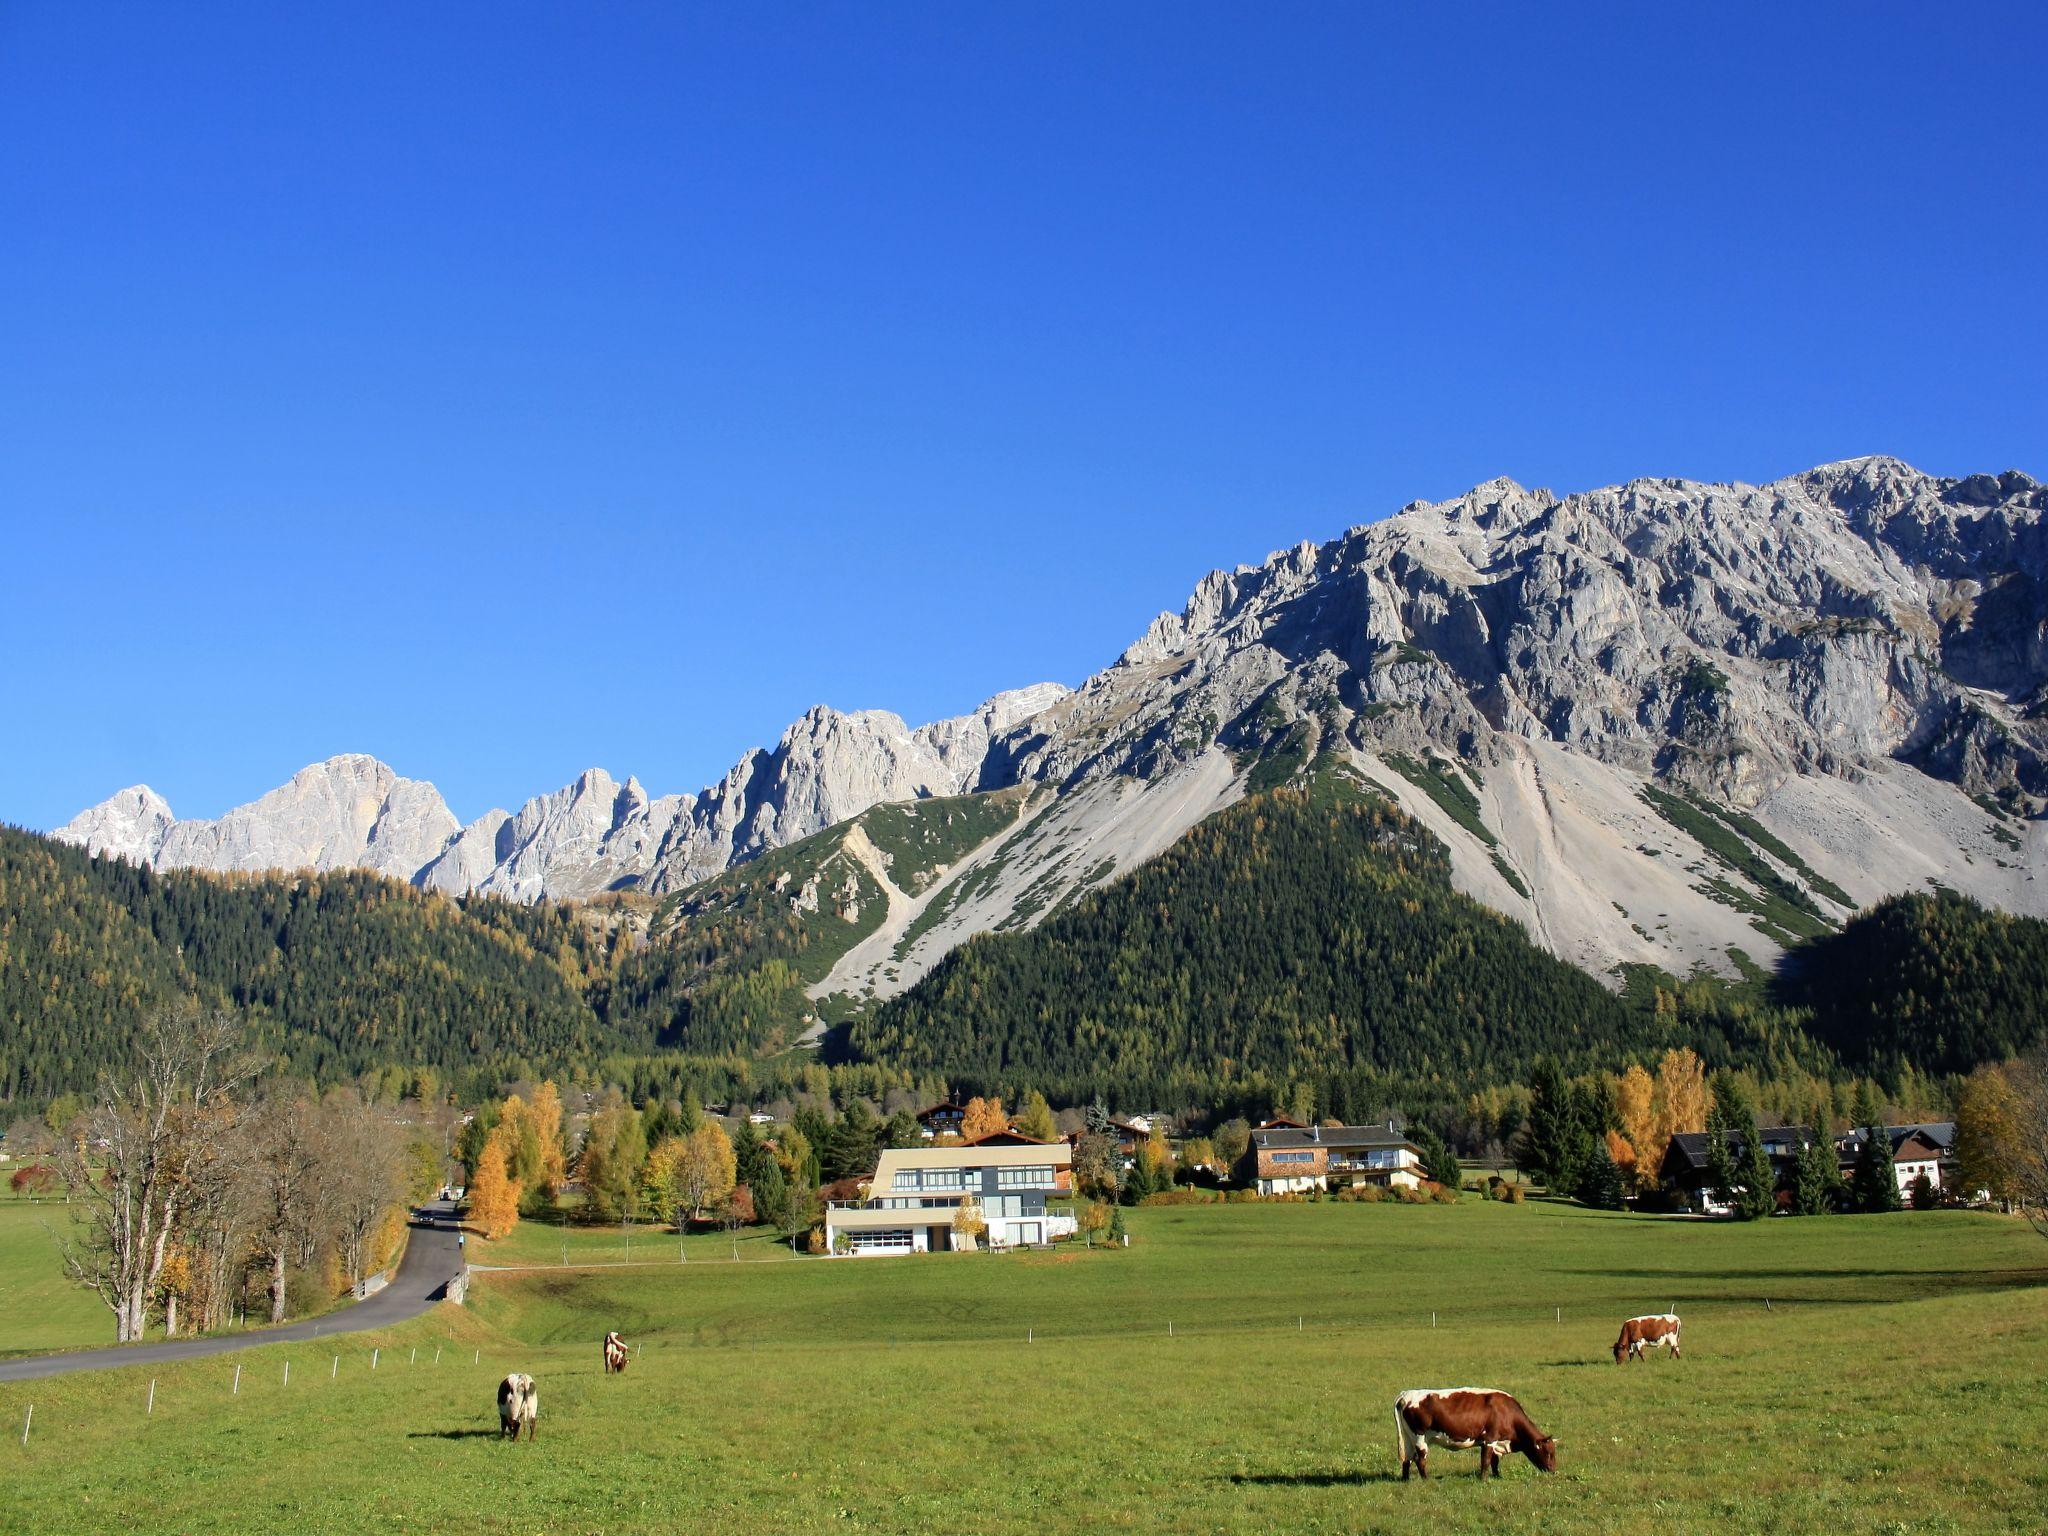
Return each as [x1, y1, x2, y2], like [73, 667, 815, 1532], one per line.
[0, 826, 644, 1100]
[1784, 892, 2048, 1075]
[849, 767, 1700, 1108]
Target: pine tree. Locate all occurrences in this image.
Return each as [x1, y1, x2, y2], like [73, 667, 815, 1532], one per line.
[1523, 1059, 1591, 1193]
[1852, 1124, 1903, 1212]
[1015, 1090, 1059, 1143]
[1575, 1140, 1627, 1210]
[1415, 1127, 1461, 1190]
[1119, 1147, 1153, 1206]
[1791, 1122, 1837, 1215]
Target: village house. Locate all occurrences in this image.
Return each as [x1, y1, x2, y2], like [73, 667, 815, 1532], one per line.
[1837, 1123, 1953, 1199]
[1658, 1125, 1815, 1213]
[1238, 1122, 1426, 1195]
[823, 1137, 1076, 1256]
[915, 1102, 968, 1140]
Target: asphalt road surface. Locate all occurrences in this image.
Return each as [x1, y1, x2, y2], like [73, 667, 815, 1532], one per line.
[0, 1201, 467, 1383]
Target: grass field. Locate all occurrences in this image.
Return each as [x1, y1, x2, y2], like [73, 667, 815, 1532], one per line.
[3, 1199, 2045, 1535]
[0, 1196, 107, 1357]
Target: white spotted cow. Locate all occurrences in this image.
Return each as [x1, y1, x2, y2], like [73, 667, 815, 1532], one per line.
[1612, 1312, 1682, 1364]
[1395, 1388, 1557, 1479]
[498, 1373, 539, 1441]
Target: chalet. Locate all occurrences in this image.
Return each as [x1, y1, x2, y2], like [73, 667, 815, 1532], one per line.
[1837, 1124, 1950, 1198]
[823, 1141, 1077, 1256]
[1660, 1125, 1815, 1213]
[1239, 1122, 1426, 1195]
[916, 1103, 969, 1140]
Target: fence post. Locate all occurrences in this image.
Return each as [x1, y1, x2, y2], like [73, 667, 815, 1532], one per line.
[332, 1356, 338, 1379]
[372, 1348, 379, 1370]
[283, 1360, 290, 1387]
[20, 1405, 30, 1446]
[1431, 1311, 1437, 1328]
[146, 1380, 155, 1417]
[1554, 1307, 1561, 1324]
[1168, 1320, 1174, 1338]
[232, 1363, 240, 1395]
[434, 1346, 442, 1364]
[410, 1348, 417, 1365]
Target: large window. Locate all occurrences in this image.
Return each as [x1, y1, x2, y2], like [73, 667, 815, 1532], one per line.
[995, 1165, 1054, 1189]
[848, 1229, 914, 1253]
[892, 1168, 966, 1192]
[1271, 1151, 1316, 1164]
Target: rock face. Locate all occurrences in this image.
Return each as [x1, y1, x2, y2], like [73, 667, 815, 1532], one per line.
[50, 459, 2047, 985]
[58, 689, 1073, 900]
[1012, 458, 2047, 804]
[57, 756, 460, 884]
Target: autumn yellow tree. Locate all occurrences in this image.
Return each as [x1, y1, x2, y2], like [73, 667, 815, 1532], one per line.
[675, 1121, 737, 1220]
[961, 1096, 1008, 1142]
[499, 1081, 567, 1214]
[1614, 1064, 1658, 1188]
[1650, 1047, 1710, 1179]
[1015, 1090, 1058, 1143]
[1957, 1063, 2027, 1206]
[1141, 1126, 1173, 1181]
[467, 1125, 523, 1240]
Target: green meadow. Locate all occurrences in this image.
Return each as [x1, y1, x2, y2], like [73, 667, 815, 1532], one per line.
[0, 1196, 105, 1357]
[3, 1200, 2045, 1535]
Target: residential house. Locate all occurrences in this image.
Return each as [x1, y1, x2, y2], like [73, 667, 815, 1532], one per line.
[1837, 1124, 1951, 1198]
[1239, 1122, 1426, 1195]
[915, 1102, 968, 1140]
[823, 1139, 1076, 1256]
[1660, 1125, 1815, 1213]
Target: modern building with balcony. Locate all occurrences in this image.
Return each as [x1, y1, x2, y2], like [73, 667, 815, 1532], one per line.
[1240, 1122, 1426, 1195]
[823, 1138, 1077, 1255]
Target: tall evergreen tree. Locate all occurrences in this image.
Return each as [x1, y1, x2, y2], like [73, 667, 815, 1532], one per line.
[1852, 1125, 1903, 1213]
[1791, 1121, 1838, 1216]
[1575, 1139, 1627, 1210]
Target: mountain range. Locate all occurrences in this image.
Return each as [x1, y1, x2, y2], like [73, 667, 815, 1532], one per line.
[55, 457, 2046, 1002]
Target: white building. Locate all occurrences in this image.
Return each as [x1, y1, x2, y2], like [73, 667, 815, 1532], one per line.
[823, 1139, 1076, 1256]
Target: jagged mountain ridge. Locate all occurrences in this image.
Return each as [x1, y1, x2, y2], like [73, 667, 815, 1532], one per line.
[56, 685, 1070, 900]
[54, 458, 2046, 989]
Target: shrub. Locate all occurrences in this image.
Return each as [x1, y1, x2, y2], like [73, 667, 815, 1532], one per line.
[1429, 1184, 1459, 1204]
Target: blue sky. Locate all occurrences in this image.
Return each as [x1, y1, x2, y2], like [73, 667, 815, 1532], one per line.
[3, 4, 2043, 832]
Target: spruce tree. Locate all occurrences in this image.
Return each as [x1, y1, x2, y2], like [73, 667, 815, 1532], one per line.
[1791, 1122, 1837, 1215]
[1852, 1125, 1903, 1212]
[1575, 1140, 1627, 1210]
[1524, 1059, 1585, 1193]
[1415, 1127, 1461, 1191]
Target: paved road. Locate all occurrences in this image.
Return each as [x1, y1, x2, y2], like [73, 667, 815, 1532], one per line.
[0, 1201, 467, 1383]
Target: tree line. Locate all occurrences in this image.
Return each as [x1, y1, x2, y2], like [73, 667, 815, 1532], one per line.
[25, 1004, 445, 1343]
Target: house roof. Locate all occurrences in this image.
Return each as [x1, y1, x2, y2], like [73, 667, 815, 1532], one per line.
[1251, 1124, 1421, 1154]
[963, 1130, 1052, 1147]
[916, 1102, 967, 1120]
[871, 1142, 1074, 1180]
[1665, 1126, 1812, 1168]
[1838, 1125, 1948, 1160]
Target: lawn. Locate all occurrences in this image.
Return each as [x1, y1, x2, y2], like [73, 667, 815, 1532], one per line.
[2, 1199, 2045, 1535]
[0, 1195, 108, 1357]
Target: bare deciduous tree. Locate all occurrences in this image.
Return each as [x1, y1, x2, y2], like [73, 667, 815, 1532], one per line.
[55, 1006, 243, 1343]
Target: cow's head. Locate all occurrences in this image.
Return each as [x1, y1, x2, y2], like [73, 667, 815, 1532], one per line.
[1612, 1338, 1627, 1364]
[1529, 1435, 1558, 1472]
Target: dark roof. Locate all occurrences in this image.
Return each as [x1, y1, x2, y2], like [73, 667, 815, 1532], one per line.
[1252, 1124, 1420, 1153]
[962, 1131, 1051, 1147]
[1838, 1125, 1949, 1159]
[1257, 1117, 1310, 1130]
[917, 1103, 967, 1121]
[1665, 1126, 1812, 1168]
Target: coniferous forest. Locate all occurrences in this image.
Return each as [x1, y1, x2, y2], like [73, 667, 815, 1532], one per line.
[5, 765, 2046, 1114]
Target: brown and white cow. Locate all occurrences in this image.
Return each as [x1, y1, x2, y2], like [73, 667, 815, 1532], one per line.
[1612, 1312, 1681, 1364]
[1394, 1389, 1557, 1479]
[498, 1373, 539, 1441]
[603, 1331, 629, 1374]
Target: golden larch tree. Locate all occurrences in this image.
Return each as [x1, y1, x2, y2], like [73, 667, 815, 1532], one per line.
[467, 1125, 523, 1240]
[1614, 1063, 1659, 1185]
[961, 1096, 1008, 1142]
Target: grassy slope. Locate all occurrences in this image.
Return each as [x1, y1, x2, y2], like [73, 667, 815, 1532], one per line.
[0, 1198, 105, 1356]
[3, 1201, 2044, 1534]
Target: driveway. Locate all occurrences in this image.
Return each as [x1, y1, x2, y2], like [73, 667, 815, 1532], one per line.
[0, 1201, 467, 1383]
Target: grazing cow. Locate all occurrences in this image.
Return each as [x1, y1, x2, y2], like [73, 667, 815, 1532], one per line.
[1394, 1388, 1557, 1479]
[1612, 1312, 1682, 1364]
[603, 1331, 629, 1374]
[497, 1373, 539, 1441]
